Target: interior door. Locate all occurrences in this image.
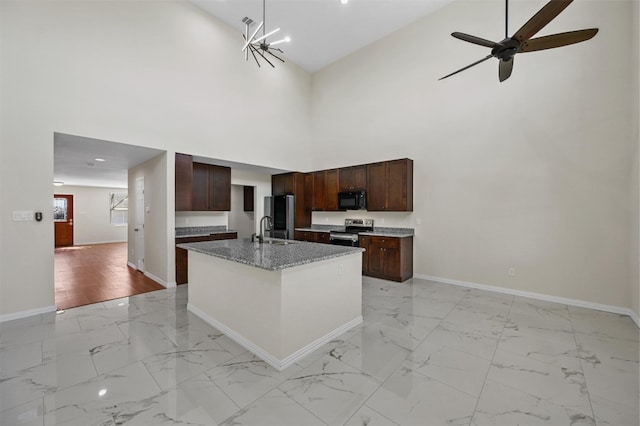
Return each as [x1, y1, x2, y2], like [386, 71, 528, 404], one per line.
[135, 177, 145, 272]
[54, 194, 74, 247]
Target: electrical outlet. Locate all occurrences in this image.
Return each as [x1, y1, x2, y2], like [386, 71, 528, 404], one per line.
[338, 263, 344, 276]
[508, 267, 516, 277]
[415, 218, 422, 225]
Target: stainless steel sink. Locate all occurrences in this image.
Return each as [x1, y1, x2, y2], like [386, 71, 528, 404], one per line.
[265, 239, 295, 245]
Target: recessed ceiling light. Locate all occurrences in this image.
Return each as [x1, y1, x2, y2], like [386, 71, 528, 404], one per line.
[53, 181, 64, 186]
[340, 0, 349, 4]
[98, 389, 107, 397]
[95, 158, 106, 162]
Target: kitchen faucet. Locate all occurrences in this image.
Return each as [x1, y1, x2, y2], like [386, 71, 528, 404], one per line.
[258, 215, 273, 243]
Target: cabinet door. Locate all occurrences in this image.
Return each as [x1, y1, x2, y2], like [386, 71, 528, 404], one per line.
[208, 165, 231, 211]
[175, 153, 193, 211]
[368, 241, 386, 276]
[243, 186, 254, 212]
[191, 162, 210, 211]
[338, 167, 354, 192]
[366, 162, 387, 211]
[325, 169, 339, 211]
[386, 159, 413, 211]
[352, 165, 367, 190]
[339, 165, 367, 191]
[312, 171, 325, 211]
[359, 236, 370, 274]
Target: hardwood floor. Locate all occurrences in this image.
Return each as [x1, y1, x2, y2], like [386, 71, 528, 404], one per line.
[54, 242, 165, 310]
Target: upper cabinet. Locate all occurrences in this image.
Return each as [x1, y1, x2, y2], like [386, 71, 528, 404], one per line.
[175, 153, 193, 211]
[192, 162, 231, 211]
[366, 159, 413, 212]
[324, 169, 339, 211]
[175, 153, 231, 211]
[309, 169, 340, 211]
[338, 165, 367, 192]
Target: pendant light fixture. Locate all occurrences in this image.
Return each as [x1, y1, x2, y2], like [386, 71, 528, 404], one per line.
[241, 0, 290, 68]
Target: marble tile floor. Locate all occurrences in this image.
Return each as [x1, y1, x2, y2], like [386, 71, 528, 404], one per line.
[1, 277, 638, 426]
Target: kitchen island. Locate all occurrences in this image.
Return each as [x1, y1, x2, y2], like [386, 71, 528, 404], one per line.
[178, 238, 364, 370]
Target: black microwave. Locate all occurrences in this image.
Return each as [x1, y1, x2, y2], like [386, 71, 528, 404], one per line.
[338, 191, 366, 210]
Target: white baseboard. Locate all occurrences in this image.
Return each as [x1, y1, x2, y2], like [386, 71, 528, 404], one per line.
[188, 303, 362, 371]
[0, 305, 57, 323]
[74, 240, 127, 246]
[144, 271, 174, 288]
[127, 263, 174, 289]
[416, 274, 640, 328]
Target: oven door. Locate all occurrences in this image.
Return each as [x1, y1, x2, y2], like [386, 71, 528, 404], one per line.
[329, 233, 359, 247]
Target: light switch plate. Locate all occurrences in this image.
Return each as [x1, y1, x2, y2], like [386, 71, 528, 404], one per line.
[13, 211, 34, 221]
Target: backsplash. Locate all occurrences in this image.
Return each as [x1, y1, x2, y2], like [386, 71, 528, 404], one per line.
[311, 211, 415, 228]
[175, 225, 228, 237]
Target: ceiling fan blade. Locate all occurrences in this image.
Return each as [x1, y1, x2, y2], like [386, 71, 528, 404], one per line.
[499, 58, 514, 82]
[512, 0, 573, 42]
[439, 55, 494, 80]
[451, 32, 499, 48]
[520, 28, 598, 52]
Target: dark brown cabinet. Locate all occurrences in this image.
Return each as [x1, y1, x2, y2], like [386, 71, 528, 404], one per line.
[272, 173, 297, 195]
[324, 169, 339, 211]
[310, 169, 340, 211]
[243, 186, 254, 212]
[312, 171, 325, 211]
[192, 162, 231, 211]
[175, 153, 193, 211]
[359, 235, 413, 282]
[175, 232, 237, 284]
[339, 165, 367, 192]
[294, 230, 330, 244]
[366, 159, 413, 211]
[175, 154, 231, 212]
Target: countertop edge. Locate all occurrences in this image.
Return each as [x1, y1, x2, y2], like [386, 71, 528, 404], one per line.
[178, 241, 364, 271]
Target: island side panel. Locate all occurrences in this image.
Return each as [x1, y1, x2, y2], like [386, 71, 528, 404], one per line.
[280, 252, 363, 358]
[187, 251, 283, 358]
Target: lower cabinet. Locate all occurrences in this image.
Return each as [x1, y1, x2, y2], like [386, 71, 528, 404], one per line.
[293, 230, 331, 244]
[175, 232, 237, 284]
[359, 235, 413, 282]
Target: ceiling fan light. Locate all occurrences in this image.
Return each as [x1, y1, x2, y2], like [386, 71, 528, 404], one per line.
[269, 36, 291, 46]
[253, 27, 280, 44]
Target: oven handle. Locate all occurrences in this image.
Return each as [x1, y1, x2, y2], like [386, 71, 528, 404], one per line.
[329, 234, 359, 242]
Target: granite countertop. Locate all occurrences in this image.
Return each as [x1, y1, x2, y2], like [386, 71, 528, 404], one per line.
[294, 224, 414, 238]
[177, 238, 363, 271]
[175, 226, 237, 238]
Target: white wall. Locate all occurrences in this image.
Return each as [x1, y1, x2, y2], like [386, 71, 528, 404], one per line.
[311, 0, 636, 309]
[0, 0, 311, 316]
[175, 212, 228, 228]
[54, 185, 128, 245]
[229, 185, 255, 238]
[128, 153, 170, 286]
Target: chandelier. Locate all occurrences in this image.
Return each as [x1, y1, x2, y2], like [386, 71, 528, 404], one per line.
[241, 0, 290, 68]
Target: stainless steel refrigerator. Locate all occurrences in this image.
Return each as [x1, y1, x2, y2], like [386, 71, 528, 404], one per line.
[264, 195, 295, 239]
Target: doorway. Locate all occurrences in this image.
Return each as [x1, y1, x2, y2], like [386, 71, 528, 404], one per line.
[54, 194, 74, 247]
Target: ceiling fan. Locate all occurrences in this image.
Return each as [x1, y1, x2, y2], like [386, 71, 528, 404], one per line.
[440, 0, 598, 82]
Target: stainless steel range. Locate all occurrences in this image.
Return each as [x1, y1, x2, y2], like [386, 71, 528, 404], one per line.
[329, 219, 374, 247]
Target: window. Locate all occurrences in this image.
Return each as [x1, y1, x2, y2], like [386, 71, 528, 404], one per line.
[110, 193, 128, 226]
[53, 197, 68, 222]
